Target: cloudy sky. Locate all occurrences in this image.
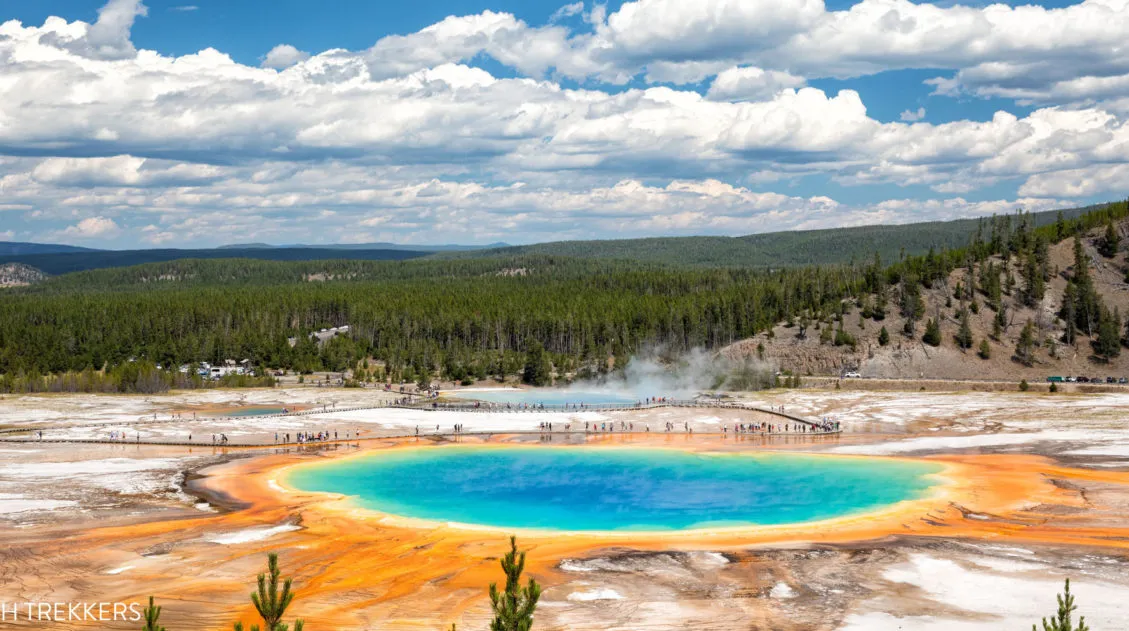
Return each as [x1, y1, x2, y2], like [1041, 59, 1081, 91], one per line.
[1, 0, 1127, 248]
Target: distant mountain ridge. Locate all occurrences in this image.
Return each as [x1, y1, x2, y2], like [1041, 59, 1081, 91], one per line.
[219, 242, 510, 252]
[0, 247, 430, 275]
[0, 203, 1105, 274]
[0, 241, 101, 256]
[444, 205, 1098, 267]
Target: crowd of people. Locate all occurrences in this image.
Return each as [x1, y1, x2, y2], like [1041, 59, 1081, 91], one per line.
[723, 419, 838, 434]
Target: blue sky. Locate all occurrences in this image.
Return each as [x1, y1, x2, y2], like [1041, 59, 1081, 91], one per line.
[0, 0, 1126, 247]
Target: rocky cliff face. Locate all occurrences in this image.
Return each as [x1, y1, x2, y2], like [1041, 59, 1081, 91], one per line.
[0, 263, 48, 287]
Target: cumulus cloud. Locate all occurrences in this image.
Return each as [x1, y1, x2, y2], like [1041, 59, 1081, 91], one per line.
[61, 216, 120, 238]
[43, 0, 149, 60]
[1019, 164, 1129, 198]
[29, 156, 223, 188]
[550, 2, 585, 22]
[900, 107, 926, 122]
[1, 0, 1128, 247]
[706, 67, 807, 102]
[261, 44, 311, 69]
[350, 0, 1129, 105]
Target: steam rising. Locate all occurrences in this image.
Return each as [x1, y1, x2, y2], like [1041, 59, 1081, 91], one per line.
[569, 347, 776, 398]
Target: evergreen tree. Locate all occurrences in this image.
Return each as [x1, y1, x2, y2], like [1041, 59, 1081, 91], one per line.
[978, 339, 991, 359]
[1099, 219, 1120, 258]
[489, 537, 541, 631]
[988, 265, 1002, 308]
[234, 553, 304, 631]
[1033, 579, 1089, 631]
[899, 277, 925, 323]
[1016, 320, 1037, 366]
[1093, 307, 1121, 362]
[993, 304, 1008, 339]
[521, 340, 552, 387]
[955, 309, 973, 349]
[142, 596, 166, 631]
[923, 318, 941, 347]
[878, 326, 890, 346]
[1060, 284, 1078, 345]
[1021, 251, 1045, 307]
[1065, 235, 1103, 336]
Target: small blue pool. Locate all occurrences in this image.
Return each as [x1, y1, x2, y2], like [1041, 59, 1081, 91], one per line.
[218, 407, 290, 417]
[449, 389, 638, 407]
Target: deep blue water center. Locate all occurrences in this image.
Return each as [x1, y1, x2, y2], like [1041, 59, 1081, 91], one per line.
[286, 447, 941, 531]
[450, 389, 637, 406]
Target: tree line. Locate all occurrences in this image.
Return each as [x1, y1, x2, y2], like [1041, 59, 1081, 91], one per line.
[1, 200, 1127, 392]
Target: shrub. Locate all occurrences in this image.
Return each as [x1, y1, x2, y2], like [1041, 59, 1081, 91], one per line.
[922, 318, 941, 347]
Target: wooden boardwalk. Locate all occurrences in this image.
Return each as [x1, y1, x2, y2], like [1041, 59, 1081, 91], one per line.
[0, 397, 841, 447]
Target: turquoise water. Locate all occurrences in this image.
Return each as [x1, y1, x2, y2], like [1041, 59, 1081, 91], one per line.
[220, 407, 289, 417]
[287, 447, 941, 531]
[450, 390, 638, 406]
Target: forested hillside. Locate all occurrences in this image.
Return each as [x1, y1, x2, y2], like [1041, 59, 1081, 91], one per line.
[1, 205, 1095, 275]
[448, 205, 1097, 267]
[1, 201, 1127, 393]
[0, 256, 865, 392]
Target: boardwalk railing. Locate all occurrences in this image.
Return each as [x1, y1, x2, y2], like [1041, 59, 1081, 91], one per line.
[0, 397, 840, 440]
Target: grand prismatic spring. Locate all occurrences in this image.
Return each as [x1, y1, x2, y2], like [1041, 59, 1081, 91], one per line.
[285, 447, 942, 531]
[3, 387, 1129, 630]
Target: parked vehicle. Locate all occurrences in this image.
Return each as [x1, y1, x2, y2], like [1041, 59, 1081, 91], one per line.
[1107, 377, 1117, 384]
[1067, 376, 1079, 382]
[843, 371, 862, 378]
[1047, 376, 1064, 383]
[1120, 377, 1128, 384]
[1077, 376, 1090, 383]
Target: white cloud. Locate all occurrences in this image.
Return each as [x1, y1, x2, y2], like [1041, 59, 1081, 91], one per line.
[30, 156, 222, 188]
[1019, 163, 1129, 198]
[900, 107, 926, 122]
[550, 2, 585, 23]
[42, 0, 149, 60]
[170, 5, 198, 11]
[261, 44, 310, 69]
[61, 216, 120, 238]
[707, 67, 806, 102]
[390, 0, 1129, 107]
[141, 224, 175, 244]
[0, 0, 1128, 247]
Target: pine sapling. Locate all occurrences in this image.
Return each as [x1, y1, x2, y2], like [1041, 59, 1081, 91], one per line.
[1034, 578, 1089, 631]
[233, 553, 305, 631]
[489, 536, 541, 631]
[142, 596, 166, 631]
